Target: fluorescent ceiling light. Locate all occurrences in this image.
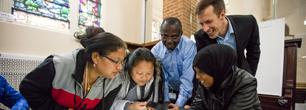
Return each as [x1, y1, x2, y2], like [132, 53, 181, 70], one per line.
[304, 19, 306, 25]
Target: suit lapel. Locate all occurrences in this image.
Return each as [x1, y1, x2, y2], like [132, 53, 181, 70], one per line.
[228, 16, 243, 67]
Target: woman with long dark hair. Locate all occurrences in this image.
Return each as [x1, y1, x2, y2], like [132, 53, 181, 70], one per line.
[20, 27, 127, 110]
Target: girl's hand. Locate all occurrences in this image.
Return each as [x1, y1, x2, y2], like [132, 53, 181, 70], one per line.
[129, 102, 147, 110]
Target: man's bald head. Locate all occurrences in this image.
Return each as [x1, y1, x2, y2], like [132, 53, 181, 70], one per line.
[160, 17, 183, 50]
[160, 17, 182, 32]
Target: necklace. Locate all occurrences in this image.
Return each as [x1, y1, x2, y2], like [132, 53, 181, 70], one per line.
[84, 62, 91, 95]
[87, 83, 92, 91]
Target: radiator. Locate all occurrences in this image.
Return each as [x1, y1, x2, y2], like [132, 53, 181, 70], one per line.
[0, 53, 45, 110]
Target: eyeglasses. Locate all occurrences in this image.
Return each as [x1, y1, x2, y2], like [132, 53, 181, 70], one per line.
[161, 35, 179, 40]
[101, 55, 124, 66]
[161, 32, 182, 40]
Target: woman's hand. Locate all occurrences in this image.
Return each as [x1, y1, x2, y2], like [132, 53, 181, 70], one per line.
[129, 102, 147, 110]
[68, 108, 74, 110]
[184, 105, 191, 109]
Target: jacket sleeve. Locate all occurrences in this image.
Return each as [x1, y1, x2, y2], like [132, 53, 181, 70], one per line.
[176, 42, 197, 107]
[177, 85, 209, 110]
[19, 56, 68, 110]
[246, 15, 260, 76]
[92, 84, 122, 110]
[189, 84, 205, 110]
[110, 79, 160, 110]
[0, 76, 29, 110]
[109, 98, 133, 110]
[228, 76, 261, 110]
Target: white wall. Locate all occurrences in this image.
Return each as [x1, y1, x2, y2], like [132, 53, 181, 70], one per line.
[276, 0, 306, 35]
[0, 21, 80, 57]
[0, 0, 146, 57]
[101, 0, 144, 44]
[295, 33, 306, 83]
[152, 0, 163, 24]
[228, 0, 266, 22]
[145, 0, 153, 43]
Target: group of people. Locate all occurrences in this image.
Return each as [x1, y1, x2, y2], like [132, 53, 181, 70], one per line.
[1, 0, 262, 110]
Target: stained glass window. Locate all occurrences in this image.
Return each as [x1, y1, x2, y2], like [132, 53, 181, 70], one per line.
[78, 0, 102, 34]
[12, 0, 70, 31]
[152, 19, 161, 41]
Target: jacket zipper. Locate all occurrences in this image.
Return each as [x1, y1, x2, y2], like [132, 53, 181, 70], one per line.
[212, 90, 224, 109]
[74, 81, 85, 109]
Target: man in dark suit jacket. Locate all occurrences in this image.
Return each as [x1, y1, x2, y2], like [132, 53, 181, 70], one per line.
[194, 0, 260, 76]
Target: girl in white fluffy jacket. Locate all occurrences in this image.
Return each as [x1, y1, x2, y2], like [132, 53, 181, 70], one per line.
[110, 48, 164, 110]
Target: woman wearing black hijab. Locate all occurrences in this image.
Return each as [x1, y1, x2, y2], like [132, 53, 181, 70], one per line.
[169, 44, 261, 110]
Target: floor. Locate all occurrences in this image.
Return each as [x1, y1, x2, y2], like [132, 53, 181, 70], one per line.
[295, 103, 306, 110]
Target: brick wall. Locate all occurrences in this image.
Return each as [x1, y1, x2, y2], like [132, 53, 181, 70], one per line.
[163, 0, 200, 38]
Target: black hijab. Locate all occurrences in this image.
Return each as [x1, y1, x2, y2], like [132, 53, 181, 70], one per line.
[193, 44, 237, 91]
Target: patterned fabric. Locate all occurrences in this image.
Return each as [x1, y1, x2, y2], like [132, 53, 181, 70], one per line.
[0, 56, 42, 110]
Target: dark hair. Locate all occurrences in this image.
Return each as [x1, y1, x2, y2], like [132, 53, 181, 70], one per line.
[124, 48, 157, 101]
[160, 17, 182, 32]
[74, 26, 127, 64]
[125, 48, 156, 74]
[195, 0, 225, 17]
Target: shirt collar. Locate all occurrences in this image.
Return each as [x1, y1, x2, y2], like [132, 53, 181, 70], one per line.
[226, 16, 234, 34]
[217, 16, 234, 39]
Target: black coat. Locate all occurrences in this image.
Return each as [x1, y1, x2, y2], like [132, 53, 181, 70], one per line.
[194, 15, 260, 76]
[188, 66, 261, 110]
